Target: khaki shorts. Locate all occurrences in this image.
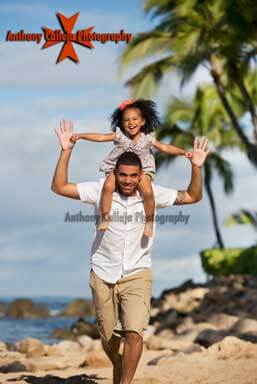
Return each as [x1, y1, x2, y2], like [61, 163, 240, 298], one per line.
[89, 268, 152, 341]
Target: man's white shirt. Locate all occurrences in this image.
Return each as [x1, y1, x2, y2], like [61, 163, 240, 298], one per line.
[77, 179, 177, 283]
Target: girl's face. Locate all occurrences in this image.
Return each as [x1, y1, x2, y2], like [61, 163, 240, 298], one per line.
[122, 107, 145, 138]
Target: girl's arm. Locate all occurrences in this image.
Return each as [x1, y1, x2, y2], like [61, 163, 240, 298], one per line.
[154, 140, 187, 156]
[71, 132, 116, 143]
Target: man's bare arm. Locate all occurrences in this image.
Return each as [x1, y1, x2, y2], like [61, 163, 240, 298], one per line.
[51, 149, 80, 199]
[174, 137, 209, 205]
[174, 166, 202, 205]
[51, 120, 80, 199]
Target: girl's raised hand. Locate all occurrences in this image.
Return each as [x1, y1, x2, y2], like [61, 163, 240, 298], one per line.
[55, 120, 75, 150]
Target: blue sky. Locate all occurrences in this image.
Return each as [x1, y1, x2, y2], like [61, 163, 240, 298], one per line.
[0, 1, 256, 299]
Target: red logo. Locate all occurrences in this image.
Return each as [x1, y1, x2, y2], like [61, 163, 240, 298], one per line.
[42, 12, 94, 63]
[6, 12, 133, 64]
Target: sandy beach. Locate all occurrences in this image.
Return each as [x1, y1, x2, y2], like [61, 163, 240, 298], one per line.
[1, 275, 257, 383]
[1, 339, 257, 384]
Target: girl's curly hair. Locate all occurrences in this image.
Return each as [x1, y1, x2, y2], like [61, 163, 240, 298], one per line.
[109, 99, 160, 134]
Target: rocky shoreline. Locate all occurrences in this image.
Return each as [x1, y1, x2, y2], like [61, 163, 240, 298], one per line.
[1, 274, 257, 383]
[0, 298, 94, 319]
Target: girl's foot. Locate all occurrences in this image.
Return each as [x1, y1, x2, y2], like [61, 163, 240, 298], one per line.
[144, 221, 153, 238]
[98, 215, 110, 231]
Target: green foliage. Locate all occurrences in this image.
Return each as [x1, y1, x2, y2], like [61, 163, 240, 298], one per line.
[157, 82, 238, 194]
[120, 0, 257, 167]
[225, 209, 257, 230]
[200, 246, 257, 275]
[124, 55, 175, 99]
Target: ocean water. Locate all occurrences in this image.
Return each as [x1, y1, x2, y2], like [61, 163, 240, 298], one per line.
[0, 296, 93, 345]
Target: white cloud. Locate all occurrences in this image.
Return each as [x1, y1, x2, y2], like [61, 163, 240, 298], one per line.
[0, 43, 121, 87]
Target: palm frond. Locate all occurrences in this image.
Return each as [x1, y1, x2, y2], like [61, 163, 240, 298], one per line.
[119, 31, 172, 74]
[124, 55, 175, 98]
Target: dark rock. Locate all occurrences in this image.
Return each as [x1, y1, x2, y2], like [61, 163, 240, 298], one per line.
[195, 329, 230, 347]
[52, 328, 75, 340]
[6, 299, 49, 319]
[150, 309, 182, 329]
[0, 302, 5, 317]
[152, 279, 207, 308]
[182, 344, 203, 354]
[0, 361, 27, 373]
[60, 299, 94, 317]
[147, 353, 174, 366]
[232, 318, 257, 333]
[71, 317, 99, 338]
[6, 342, 18, 351]
[53, 317, 99, 340]
[238, 332, 257, 344]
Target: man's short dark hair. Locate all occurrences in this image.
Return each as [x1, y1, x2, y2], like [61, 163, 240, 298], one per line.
[115, 151, 142, 171]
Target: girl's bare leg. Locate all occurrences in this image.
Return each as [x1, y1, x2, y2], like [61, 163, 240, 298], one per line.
[138, 174, 154, 238]
[98, 172, 116, 231]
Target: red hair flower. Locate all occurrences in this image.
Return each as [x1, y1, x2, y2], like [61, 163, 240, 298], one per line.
[119, 99, 134, 110]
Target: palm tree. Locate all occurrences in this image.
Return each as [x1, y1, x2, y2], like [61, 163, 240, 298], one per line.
[120, 0, 257, 166]
[156, 84, 242, 248]
[221, 0, 257, 140]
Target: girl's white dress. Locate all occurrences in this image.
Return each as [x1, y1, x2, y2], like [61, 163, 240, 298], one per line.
[100, 127, 156, 175]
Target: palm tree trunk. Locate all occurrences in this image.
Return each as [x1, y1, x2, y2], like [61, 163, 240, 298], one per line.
[237, 79, 257, 140]
[229, 62, 257, 141]
[210, 55, 257, 167]
[204, 164, 225, 249]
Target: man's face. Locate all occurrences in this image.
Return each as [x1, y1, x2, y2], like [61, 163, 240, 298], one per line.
[115, 164, 142, 196]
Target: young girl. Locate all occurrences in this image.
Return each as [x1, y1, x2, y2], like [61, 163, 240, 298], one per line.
[70, 99, 192, 238]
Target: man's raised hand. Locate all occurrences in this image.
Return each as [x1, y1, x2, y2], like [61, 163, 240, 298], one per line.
[191, 136, 210, 168]
[55, 120, 75, 150]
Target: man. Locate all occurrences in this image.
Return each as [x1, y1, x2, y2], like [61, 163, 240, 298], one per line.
[51, 120, 209, 384]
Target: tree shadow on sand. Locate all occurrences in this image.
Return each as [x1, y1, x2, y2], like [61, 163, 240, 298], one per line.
[7, 373, 105, 384]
